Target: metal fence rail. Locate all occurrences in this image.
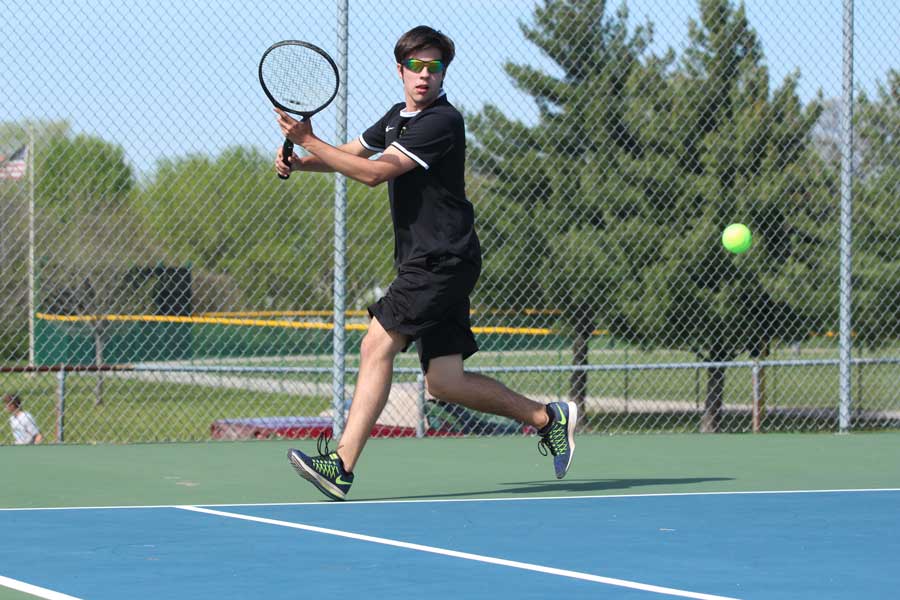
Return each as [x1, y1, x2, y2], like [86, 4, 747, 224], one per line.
[0, 0, 897, 444]
[2, 355, 898, 444]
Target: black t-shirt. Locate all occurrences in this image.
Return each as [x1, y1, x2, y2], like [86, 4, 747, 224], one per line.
[359, 94, 481, 268]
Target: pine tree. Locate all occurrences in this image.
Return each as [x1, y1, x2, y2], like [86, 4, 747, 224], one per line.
[469, 0, 839, 431]
[468, 0, 651, 413]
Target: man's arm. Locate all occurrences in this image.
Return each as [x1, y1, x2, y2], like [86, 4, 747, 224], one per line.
[302, 140, 418, 187]
[275, 109, 418, 186]
[278, 139, 374, 175]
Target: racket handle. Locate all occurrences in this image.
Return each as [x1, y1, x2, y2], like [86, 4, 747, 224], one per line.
[279, 138, 294, 180]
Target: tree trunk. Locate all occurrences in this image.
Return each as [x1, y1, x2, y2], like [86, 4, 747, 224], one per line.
[569, 303, 596, 418]
[569, 328, 590, 416]
[701, 365, 725, 432]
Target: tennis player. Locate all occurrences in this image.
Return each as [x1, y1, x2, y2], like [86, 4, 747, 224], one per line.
[274, 26, 576, 501]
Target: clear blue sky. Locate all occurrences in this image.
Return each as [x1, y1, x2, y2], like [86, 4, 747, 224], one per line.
[1, 0, 897, 174]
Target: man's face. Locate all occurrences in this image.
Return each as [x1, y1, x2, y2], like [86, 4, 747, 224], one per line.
[397, 46, 445, 108]
[4, 401, 15, 413]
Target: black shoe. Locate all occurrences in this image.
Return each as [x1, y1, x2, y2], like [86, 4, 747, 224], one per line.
[287, 433, 354, 501]
[538, 401, 578, 479]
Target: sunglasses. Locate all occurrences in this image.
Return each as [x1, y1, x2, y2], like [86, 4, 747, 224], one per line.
[402, 58, 445, 74]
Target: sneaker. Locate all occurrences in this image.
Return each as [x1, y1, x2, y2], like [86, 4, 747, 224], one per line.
[287, 433, 354, 501]
[537, 401, 578, 479]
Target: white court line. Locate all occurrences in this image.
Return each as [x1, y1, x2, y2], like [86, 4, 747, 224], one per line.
[176, 504, 740, 600]
[0, 575, 83, 600]
[1, 487, 898, 511]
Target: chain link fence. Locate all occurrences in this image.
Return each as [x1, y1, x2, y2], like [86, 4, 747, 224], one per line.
[0, 0, 897, 444]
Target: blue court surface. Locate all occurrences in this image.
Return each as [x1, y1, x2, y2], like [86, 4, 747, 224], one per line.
[2, 489, 899, 599]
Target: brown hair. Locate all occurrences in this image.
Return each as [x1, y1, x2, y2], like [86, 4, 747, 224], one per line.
[3, 393, 21, 408]
[394, 26, 455, 66]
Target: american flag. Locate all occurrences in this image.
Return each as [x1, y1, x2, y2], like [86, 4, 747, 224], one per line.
[0, 145, 28, 180]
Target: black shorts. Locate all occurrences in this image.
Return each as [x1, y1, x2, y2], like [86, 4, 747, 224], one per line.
[368, 255, 481, 373]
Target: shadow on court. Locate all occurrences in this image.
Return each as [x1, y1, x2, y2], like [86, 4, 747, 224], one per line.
[364, 477, 733, 501]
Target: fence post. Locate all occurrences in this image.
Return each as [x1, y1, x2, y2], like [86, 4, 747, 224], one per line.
[838, 0, 855, 433]
[27, 125, 36, 369]
[331, 0, 350, 439]
[55, 367, 67, 443]
[416, 373, 426, 438]
[751, 361, 761, 433]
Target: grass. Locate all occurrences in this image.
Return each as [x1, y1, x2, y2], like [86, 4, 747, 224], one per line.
[387, 342, 900, 411]
[1, 375, 330, 444]
[1, 339, 897, 443]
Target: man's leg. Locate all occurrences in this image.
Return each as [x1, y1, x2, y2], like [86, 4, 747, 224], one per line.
[425, 354, 577, 479]
[424, 354, 549, 428]
[336, 316, 407, 472]
[287, 316, 407, 500]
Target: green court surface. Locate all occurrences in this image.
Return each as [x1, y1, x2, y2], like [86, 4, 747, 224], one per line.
[2, 433, 898, 509]
[3, 433, 900, 600]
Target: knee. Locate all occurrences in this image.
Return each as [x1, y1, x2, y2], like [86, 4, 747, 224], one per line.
[425, 371, 459, 399]
[360, 329, 401, 361]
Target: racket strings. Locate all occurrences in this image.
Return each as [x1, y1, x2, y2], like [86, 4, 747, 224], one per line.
[261, 46, 337, 113]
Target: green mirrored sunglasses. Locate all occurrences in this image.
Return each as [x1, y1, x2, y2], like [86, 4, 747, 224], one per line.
[402, 58, 445, 74]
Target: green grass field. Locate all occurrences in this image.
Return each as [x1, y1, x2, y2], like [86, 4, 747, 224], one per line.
[268, 341, 900, 412]
[0, 377, 331, 444]
[1, 340, 897, 444]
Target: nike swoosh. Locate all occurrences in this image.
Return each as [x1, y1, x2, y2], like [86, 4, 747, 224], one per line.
[556, 405, 567, 426]
[385, 126, 395, 132]
[336, 476, 352, 486]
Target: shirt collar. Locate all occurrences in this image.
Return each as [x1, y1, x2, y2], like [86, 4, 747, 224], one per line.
[399, 90, 447, 118]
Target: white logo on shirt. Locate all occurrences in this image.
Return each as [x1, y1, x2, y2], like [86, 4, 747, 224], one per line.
[385, 126, 395, 132]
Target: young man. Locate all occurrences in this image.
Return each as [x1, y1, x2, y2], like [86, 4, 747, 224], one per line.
[274, 26, 576, 501]
[4, 393, 43, 445]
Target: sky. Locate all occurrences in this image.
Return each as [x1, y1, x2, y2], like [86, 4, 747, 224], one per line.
[1, 0, 897, 175]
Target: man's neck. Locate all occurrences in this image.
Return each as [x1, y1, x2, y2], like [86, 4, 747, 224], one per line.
[403, 90, 445, 114]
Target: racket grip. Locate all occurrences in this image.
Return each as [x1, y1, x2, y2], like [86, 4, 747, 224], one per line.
[279, 138, 294, 180]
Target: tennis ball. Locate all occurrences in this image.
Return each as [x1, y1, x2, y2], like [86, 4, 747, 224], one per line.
[722, 223, 752, 254]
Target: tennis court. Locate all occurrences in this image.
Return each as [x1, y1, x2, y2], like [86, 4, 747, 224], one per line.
[2, 433, 898, 599]
[3, 1, 899, 599]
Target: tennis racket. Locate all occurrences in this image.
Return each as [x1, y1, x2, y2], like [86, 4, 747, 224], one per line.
[258, 40, 340, 179]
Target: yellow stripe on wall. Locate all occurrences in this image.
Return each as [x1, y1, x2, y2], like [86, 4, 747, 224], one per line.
[36, 313, 609, 336]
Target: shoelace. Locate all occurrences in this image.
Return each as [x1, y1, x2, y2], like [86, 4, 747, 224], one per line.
[311, 456, 339, 478]
[537, 422, 567, 457]
[311, 433, 339, 478]
[315, 431, 332, 456]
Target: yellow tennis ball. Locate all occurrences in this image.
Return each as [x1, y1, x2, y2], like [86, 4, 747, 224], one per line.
[722, 223, 752, 254]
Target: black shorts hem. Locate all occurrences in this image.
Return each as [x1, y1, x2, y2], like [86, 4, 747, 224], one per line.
[418, 343, 479, 374]
[367, 302, 429, 339]
[367, 303, 414, 351]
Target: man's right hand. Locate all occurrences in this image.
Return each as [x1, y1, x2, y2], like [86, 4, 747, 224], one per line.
[275, 146, 298, 177]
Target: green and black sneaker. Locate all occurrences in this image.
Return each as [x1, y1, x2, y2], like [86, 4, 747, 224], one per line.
[287, 434, 354, 501]
[537, 401, 578, 479]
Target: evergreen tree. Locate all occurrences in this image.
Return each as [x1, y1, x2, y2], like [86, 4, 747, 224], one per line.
[470, 0, 838, 430]
[628, 0, 828, 430]
[468, 0, 651, 413]
[848, 70, 899, 347]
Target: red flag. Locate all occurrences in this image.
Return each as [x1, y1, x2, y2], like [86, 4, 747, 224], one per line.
[0, 145, 27, 180]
